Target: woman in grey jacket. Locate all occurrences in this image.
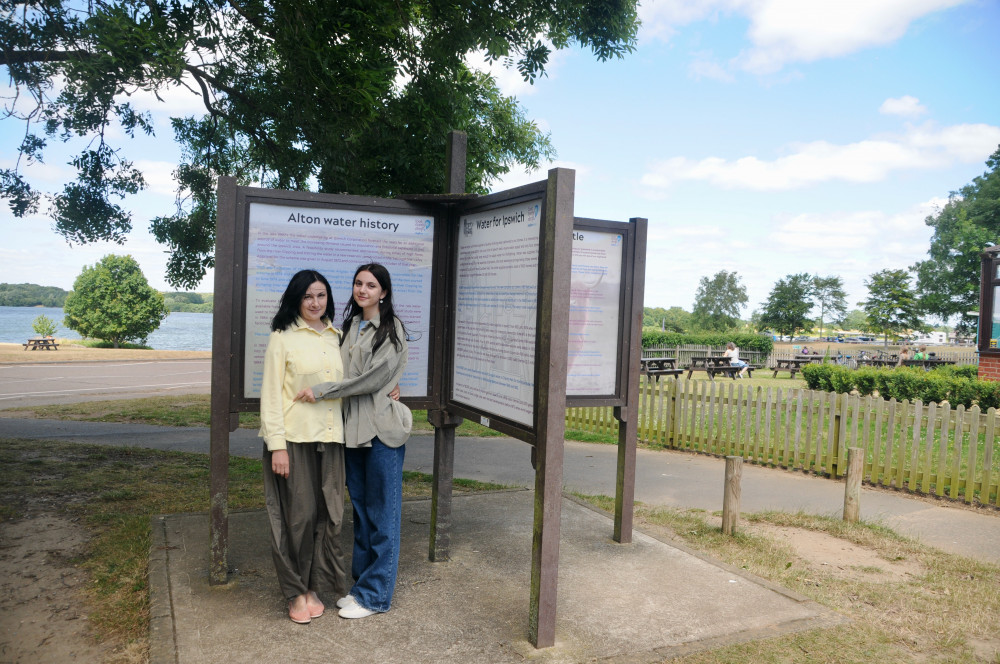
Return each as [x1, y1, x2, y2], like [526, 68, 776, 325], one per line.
[295, 263, 412, 619]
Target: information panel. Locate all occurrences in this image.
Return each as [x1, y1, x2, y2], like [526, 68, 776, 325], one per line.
[243, 202, 435, 399]
[452, 199, 543, 426]
[567, 229, 624, 395]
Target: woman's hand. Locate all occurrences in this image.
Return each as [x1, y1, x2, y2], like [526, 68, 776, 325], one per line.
[388, 384, 400, 400]
[294, 387, 316, 403]
[272, 450, 290, 478]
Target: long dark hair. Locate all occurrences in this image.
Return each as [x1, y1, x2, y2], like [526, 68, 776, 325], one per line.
[341, 263, 405, 351]
[270, 270, 335, 332]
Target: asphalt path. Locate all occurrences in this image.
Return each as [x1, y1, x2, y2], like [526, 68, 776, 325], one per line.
[2, 357, 999, 565]
[0, 359, 210, 408]
[1, 416, 999, 566]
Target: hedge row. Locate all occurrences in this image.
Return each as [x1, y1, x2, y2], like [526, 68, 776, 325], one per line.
[641, 330, 774, 354]
[799, 363, 998, 409]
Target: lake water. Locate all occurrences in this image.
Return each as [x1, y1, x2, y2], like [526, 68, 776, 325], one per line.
[0, 306, 213, 351]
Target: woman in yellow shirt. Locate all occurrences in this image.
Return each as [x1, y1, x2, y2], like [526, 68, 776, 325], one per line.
[258, 270, 347, 624]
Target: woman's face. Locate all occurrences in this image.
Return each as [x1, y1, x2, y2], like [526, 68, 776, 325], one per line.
[299, 281, 328, 325]
[353, 270, 386, 317]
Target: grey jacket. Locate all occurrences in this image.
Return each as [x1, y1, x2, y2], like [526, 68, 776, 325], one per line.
[312, 314, 411, 448]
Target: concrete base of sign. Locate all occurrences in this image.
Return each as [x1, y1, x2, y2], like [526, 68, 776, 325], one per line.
[151, 491, 844, 664]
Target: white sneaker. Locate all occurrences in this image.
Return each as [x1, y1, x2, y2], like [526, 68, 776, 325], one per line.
[335, 595, 357, 609]
[338, 603, 377, 619]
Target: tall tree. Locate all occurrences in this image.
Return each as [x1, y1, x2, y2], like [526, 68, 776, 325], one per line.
[913, 145, 1000, 334]
[63, 255, 168, 348]
[859, 269, 924, 345]
[757, 273, 814, 338]
[691, 270, 748, 331]
[812, 275, 848, 338]
[1, 0, 639, 288]
[643, 306, 691, 332]
[840, 309, 869, 333]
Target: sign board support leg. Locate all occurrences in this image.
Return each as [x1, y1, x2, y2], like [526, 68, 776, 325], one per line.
[209, 176, 239, 585]
[613, 406, 636, 543]
[428, 410, 463, 561]
[529, 168, 574, 648]
[613, 217, 647, 543]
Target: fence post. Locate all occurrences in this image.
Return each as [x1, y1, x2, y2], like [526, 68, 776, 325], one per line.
[843, 446, 863, 523]
[722, 456, 742, 535]
[831, 406, 842, 477]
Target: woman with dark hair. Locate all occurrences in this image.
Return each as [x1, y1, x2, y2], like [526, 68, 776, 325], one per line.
[295, 263, 412, 620]
[258, 269, 348, 624]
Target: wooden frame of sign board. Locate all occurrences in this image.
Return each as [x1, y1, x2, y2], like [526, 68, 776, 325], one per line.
[439, 168, 575, 647]
[565, 216, 648, 543]
[209, 157, 643, 649]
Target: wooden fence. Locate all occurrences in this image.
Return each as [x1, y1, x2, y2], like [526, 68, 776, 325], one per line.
[643, 344, 979, 368]
[566, 377, 1000, 508]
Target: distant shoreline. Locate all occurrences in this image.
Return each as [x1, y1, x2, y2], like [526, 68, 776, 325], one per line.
[0, 343, 210, 364]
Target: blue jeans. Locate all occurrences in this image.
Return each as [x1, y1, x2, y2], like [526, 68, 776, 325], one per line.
[345, 438, 405, 612]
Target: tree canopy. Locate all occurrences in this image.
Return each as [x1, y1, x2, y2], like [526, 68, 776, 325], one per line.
[859, 268, 924, 345]
[691, 270, 747, 331]
[63, 254, 168, 347]
[757, 273, 814, 338]
[643, 306, 691, 332]
[913, 145, 1000, 334]
[1, 0, 639, 288]
[812, 275, 847, 337]
[0, 282, 68, 307]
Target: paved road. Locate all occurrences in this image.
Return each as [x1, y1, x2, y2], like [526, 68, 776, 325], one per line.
[0, 359, 210, 408]
[1, 417, 998, 565]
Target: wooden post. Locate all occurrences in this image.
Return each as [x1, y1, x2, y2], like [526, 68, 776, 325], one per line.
[426, 130, 468, 562]
[843, 446, 863, 523]
[428, 410, 463, 561]
[209, 175, 238, 585]
[613, 217, 647, 544]
[722, 456, 742, 535]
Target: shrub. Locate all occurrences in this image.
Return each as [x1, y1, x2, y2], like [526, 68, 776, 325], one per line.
[883, 368, 923, 402]
[801, 363, 833, 391]
[976, 381, 1000, 410]
[853, 368, 881, 396]
[828, 366, 856, 394]
[916, 375, 951, 405]
[31, 314, 57, 337]
[642, 330, 773, 355]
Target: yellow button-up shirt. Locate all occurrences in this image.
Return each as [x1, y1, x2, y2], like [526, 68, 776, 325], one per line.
[258, 318, 344, 451]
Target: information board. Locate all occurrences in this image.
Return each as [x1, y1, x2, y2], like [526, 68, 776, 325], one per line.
[451, 198, 543, 426]
[567, 229, 624, 395]
[243, 202, 435, 399]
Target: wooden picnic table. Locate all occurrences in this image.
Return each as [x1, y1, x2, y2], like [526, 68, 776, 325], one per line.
[640, 357, 683, 380]
[23, 336, 59, 351]
[686, 356, 751, 380]
[857, 357, 957, 369]
[771, 355, 821, 378]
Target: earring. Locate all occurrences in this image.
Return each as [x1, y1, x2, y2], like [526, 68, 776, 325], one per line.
[379, 299, 383, 304]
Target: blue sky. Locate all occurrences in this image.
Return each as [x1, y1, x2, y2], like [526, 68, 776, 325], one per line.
[2, 0, 999, 324]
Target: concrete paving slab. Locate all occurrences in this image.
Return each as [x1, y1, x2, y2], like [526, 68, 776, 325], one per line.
[150, 491, 844, 664]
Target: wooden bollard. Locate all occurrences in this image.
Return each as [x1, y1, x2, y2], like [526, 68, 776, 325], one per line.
[722, 456, 742, 535]
[843, 447, 863, 523]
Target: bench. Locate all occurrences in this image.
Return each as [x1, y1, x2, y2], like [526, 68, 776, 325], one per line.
[771, 356, 820, 378]
[640, 357, 684, 381]
[23, 337, 59, 351]
[686, 356, 752, 381]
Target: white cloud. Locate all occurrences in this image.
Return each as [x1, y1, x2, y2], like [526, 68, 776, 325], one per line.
[688, 56, 735, 82]
[488, 159, 589, 194]
[880, 95, 927, 117]
[134, 160, 181, 198]
[641, 122, 1000, 192]
[639, 0, 970, 73]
